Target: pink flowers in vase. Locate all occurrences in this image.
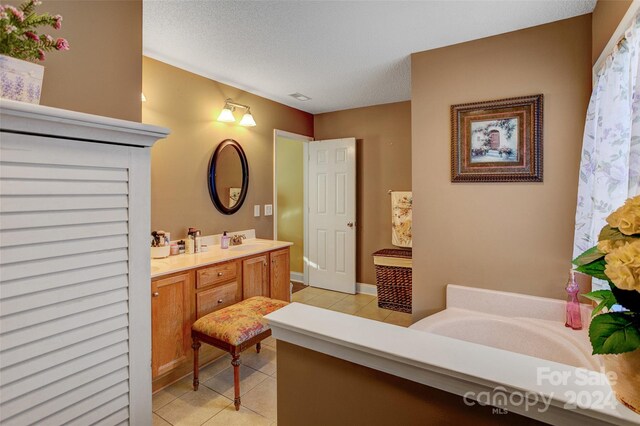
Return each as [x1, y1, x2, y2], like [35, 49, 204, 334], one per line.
[0, 0, 69, 62]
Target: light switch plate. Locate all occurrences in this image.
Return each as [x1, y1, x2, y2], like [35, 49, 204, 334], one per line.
[264, 204, 273, 216]
[254, 205, 260, 217]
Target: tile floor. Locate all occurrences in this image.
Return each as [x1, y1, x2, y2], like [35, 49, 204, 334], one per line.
[152, 286, 413, 425]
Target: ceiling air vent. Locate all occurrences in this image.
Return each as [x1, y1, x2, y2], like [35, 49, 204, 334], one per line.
[289, 93, 311, 101]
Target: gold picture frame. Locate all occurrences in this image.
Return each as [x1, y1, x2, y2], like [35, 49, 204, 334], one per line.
[451, 94, 543, 182]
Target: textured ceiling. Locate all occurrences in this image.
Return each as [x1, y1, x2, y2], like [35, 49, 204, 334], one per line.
[143, 0, 596, 114]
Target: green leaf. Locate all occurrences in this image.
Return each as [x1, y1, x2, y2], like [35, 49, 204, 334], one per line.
[598, 225, 635, 243]
[572, 246, 605, 266]
[589, 312, 640, 354]
[582, 290, 617, 317]
[582, 290, 614, 303]
[609, 282, 640, 312]
[575, 258, 608, 281]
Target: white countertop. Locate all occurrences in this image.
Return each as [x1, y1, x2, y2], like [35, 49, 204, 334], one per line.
[150, 238, 292, 278]
[266, 303, 640, 426]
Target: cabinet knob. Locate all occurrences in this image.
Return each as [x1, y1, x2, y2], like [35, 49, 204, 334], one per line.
[217, 272, 223, 277]
[152, 292, 159, 297]
[217, 299, 223, 304]
[272, 259, 275, 264]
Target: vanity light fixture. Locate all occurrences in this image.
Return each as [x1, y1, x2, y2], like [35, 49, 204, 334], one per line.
[239, 109, 256, 127]
[217, 99, 257, 126]
[217, 104, 236, 123]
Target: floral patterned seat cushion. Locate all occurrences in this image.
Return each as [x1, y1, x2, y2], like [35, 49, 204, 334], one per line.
[192, 296, 288, 346]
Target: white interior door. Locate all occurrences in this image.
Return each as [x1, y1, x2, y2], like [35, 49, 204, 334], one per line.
[308, 138, 356, 294]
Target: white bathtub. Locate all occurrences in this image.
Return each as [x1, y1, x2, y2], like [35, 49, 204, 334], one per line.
[267, 290, 640, 425]
[410, 285, 600, 371]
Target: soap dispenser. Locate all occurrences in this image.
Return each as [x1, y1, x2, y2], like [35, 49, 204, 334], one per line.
[221, 231, 230, 249]
[565, 270, 582, 330]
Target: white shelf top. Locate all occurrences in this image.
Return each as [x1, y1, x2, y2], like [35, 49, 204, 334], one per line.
[0, 99, 169, 147]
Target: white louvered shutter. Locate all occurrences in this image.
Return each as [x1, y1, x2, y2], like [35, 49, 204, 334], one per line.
[0, 103, 165, 426]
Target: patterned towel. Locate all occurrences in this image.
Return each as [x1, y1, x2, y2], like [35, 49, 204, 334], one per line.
[391, 191, 412, 248]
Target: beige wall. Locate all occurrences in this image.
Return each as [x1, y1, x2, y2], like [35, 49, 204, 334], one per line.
[143, 57, 313, 240]
[7, 0, 143, 122]
[314, 102, 412, 285]
[276, 137, 305, 274]
[411, 16, 592, 319]
[277, 342, 544, 426]
[592, 0, 633, 64]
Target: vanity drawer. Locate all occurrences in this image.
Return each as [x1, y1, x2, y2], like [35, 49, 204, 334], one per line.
[196, 281, 239, 318]
[197, 262, 237, 289]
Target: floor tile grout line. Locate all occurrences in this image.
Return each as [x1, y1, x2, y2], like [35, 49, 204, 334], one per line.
[201, 363, 270, 400]
[152, 384, 190, 413]
[154, 410, 176, 426]
[196, 398, 233, 426]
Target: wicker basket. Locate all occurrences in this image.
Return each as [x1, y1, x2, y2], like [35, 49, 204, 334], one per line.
[373, 248, 412, 313]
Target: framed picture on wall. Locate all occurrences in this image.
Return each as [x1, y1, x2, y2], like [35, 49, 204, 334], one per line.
[451, 94, 543, 182]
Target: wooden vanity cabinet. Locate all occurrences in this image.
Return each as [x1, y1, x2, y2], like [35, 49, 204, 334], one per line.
[242, 254, 270, 298]
[151, 246, 290, 389]
[195, 260, 242, 319]
[151, 271, 194, 378]
[270, 248, 291, 302]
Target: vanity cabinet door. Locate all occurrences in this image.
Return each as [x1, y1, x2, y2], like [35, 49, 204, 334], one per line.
[270, 248, 291, 302]
[196, 281, 240, 318]
[151, 271, 193, 378]
[243, 255, 269, 298]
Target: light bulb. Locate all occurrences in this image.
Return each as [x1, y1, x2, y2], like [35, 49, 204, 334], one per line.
[217, 106, 235, 122]
[239, 111, 256, 127]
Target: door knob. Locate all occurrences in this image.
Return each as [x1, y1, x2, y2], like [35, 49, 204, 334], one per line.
[152, 292, 159, 297]
[347, 222, 354, 228]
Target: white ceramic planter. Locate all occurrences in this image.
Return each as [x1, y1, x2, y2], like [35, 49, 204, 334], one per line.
[0, 54, 44, 104]
[603, 350, 640, 414]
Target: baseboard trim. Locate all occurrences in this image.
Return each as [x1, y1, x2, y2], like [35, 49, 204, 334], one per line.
[294, 278, 376, 295]
[356, 282, 377, 296]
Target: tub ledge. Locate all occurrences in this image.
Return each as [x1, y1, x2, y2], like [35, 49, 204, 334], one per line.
[266, 302, 640, 426]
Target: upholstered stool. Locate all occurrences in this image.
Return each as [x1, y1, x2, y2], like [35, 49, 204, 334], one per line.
[191, 296, 288, 410]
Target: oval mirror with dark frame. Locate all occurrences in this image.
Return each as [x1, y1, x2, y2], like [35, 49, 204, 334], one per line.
[208, 139, 249, 215]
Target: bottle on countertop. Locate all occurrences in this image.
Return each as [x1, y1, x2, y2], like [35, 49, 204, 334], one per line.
[221, 231, 230, 249]
[195, 229, 202, 253]
[185, 227, 196, 254]
[565, 270, 582, 330]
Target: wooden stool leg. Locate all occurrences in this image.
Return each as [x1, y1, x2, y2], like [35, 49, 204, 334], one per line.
[232, 354, 241, 410]
[192, 338, 201, 391]
[256, 342, 261, 353]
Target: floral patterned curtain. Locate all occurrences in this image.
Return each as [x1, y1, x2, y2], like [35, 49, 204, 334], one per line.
[574, 14, 640, 289]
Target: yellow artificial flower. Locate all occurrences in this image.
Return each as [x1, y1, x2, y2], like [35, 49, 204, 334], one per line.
[606, 196, 640, 236]
[625, 195, 640, 208]
[605, 240, 640, 291]
[597, 239, 628, 254]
